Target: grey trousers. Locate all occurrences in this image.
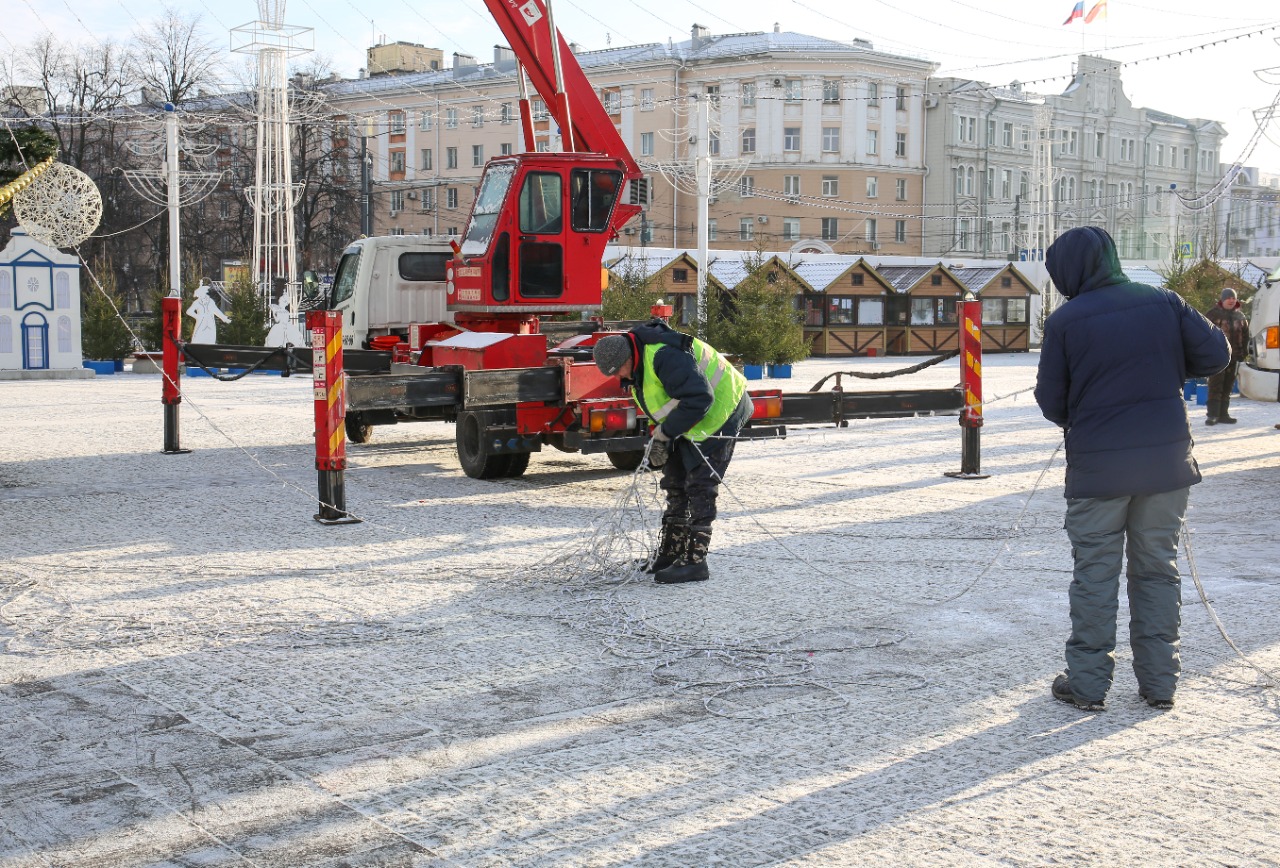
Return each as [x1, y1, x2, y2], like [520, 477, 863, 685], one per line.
[1063, 487, 1189, 702]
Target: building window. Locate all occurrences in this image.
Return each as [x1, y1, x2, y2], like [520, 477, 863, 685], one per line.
[741, 127, 756, 153]
[1020, 172, 1029, 199]
[420, 112, 432, 131]
[957, 116, 976, 143]
[987, 118, 996, 148]
[641, 132, 654, 156]
[708, 219, 717, 241]
[866, 176, 878, 198]
[783, 217, 801, 240]
[472, 144, 484, 167]
[389, 111, 405, 134]
[1095, 131, 1105, 158]
[911, 297, 935, 325]
[822, 176, 838, 197]
[390, 150, 406, 174]
[850, 272, 865, 286]
[501, 103, 512, 124]
[446, 147, 458, 169]
[740, 218, 754, 241]
[447, 187, 458, 209]
[800, 296, 824, 326]
[603, 90, 621, 113]
[822, 127, 840, 152]
[709, 131, 720, 156]
[784, 127, 801, 151]
[821, 217, 839, 240]
[823, 80, 840, 103]
[895, 132, 906, 157]
[784, 79, 802, 101]
[739, 176, 754, 197]
[1183, 147, 1191, 169]
[446, 108, 458, 128]
[671, 268, 689, 283]
[1004, 123, 1015, 148]
[1001, 169, 1012, 199]
[865, 219, 877, 243]
[389, 227, 405, 236]
[858, 298, 884, 325]
[956, 218, 971, 250]
[986, 167, 995, 198]
[895, 85, 907, 111]
[390, 190, 404, 211]
[894, 178, 906, 201]
[533, 99, 548, 120]
[500, 142, 513, 156]
[421, 148, 433, 170]
[784, 175, 801, 197]
[895, 220, 906, 243]
[867, 130, 879, 155]
[640, 88, 654, 110]
[741, 82, 755, 106]
[828, 297, 854, 325]
[1121, 138, 1135, 161]
[867, 82, 879, 105]
[219, 199, 231, 219]
[472, 107, 484, 127]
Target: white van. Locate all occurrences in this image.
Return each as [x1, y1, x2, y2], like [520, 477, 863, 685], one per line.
[327, 236, 454, 349]
[1239, 268, 1280, 402]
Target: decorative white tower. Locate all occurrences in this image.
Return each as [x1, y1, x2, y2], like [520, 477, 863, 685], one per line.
[232, 1, 313, 319]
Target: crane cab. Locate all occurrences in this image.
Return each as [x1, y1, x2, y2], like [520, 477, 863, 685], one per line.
[447, 152, 640, 330]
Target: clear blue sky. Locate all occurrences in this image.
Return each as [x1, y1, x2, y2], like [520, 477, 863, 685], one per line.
[11, 0, 1280, 172]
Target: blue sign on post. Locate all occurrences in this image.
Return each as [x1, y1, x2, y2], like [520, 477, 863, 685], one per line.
[1178, 242, 1193, 259]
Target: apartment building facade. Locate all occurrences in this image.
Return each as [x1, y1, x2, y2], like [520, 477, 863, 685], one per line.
[323, 25, 937, 256]
[923, 55, 1228, 261]
[1217, 167, 1280, 259]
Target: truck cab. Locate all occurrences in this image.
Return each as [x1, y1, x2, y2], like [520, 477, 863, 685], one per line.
[328, 235, 454, 349]
[1239, 269, 1280, 401]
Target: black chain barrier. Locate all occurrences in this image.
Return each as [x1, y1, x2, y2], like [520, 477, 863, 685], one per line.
[179, 343, 309, 382]
[807, 349, 960, 392]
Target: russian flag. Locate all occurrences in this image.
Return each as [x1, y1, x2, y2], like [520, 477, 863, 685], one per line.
[1063, 1, 1084, 24]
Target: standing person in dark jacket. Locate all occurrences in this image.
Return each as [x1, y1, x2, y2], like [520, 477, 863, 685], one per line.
[594, 321, 752, 584]
[1035, 226, 1229, 712]
[1204, 288, 1250, 425]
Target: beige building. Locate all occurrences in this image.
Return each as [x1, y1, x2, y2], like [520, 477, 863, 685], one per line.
[324, 25, 937, 255]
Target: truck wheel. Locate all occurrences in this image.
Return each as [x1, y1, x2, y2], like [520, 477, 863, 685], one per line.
[346, 412, 373, 444]
[607, 450, 646, 472]
[456, 411, 512, 479]
[503, 451, 531, 478]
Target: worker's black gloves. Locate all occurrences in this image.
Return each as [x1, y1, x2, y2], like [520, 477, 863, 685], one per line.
[646, 427, 671, 470]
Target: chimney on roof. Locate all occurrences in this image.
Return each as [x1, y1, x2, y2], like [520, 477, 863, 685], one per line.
[774, 22, 780, 33]
[691, 23, 710, 49]
[569, 41, 582, 54]
[494, 45, 515, 67]
[453, 52, 477, 70]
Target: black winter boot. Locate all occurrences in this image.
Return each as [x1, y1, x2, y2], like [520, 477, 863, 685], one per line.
[654, 525, 712, 584]
[637, 520, 688, 574]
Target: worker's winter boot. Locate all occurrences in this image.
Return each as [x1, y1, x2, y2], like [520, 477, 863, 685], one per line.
[634, 519, 688, 574]
[654, 525, 712, 584]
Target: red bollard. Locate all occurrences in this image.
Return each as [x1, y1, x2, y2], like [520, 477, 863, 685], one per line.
[161, 295, 190, 455]
[945, 296, 989, 479]
[309, 310, 360, 524]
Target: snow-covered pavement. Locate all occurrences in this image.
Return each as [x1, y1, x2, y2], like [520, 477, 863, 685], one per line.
[2, 353, 1278, 866]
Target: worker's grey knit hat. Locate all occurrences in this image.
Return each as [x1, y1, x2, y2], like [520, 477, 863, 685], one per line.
[1220, 287, 1238, 302]
[593, 335, 633, 376]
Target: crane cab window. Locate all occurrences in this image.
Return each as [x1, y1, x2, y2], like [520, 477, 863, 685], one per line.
[570, 169, 622, 232]
[519, 172, 563, 235]
[461, 162, 516, 255]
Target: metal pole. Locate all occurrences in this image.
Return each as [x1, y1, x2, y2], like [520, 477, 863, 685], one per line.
[165, 105, 181, 297]
[694, 93, 711, 339]
[360, 135, 371, 236]
[161, 295, 190, 455]
[945, 296, 988, 479]
[309, 309, 360, 524]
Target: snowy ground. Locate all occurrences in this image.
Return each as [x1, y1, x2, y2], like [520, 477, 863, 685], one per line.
[2, 353, 1278, 867]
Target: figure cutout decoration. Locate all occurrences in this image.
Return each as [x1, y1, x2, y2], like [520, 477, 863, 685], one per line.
[187, 282, 230, 344]
[266, 294, 305, 347]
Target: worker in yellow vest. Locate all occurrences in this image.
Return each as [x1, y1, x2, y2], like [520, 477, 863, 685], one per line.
[594, 321, 752, 584]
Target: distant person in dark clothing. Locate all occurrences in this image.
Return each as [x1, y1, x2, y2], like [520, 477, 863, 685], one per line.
[1204, 288, 1250, 425]
[594, 322, 752, 584]
[1035, 226, 1229, 712]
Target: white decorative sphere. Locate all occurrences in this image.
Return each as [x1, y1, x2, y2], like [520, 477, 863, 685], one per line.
[14, 162, 104, 248]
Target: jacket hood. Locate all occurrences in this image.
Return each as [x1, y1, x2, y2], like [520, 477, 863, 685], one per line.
[1045, 226, 1128, 299]
[632, 318, 692, 351]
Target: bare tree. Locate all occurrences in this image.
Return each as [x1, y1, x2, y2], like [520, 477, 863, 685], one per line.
[131, 5, 223, 105]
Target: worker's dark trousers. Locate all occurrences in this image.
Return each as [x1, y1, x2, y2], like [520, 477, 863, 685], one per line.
[1206, 360, 1239, 419]
[1063, 487, 1189, 703]
[660, 396, 752, 526]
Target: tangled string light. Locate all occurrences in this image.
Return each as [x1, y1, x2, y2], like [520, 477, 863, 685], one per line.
[13, 162, 104, 248]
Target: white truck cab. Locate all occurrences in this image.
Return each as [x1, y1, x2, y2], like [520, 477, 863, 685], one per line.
[328, 235, 454, 348]
[1239, 267, 1280, 402]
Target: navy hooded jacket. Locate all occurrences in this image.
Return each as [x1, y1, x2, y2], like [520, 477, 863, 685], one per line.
[1034, 226, 1229, 499]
